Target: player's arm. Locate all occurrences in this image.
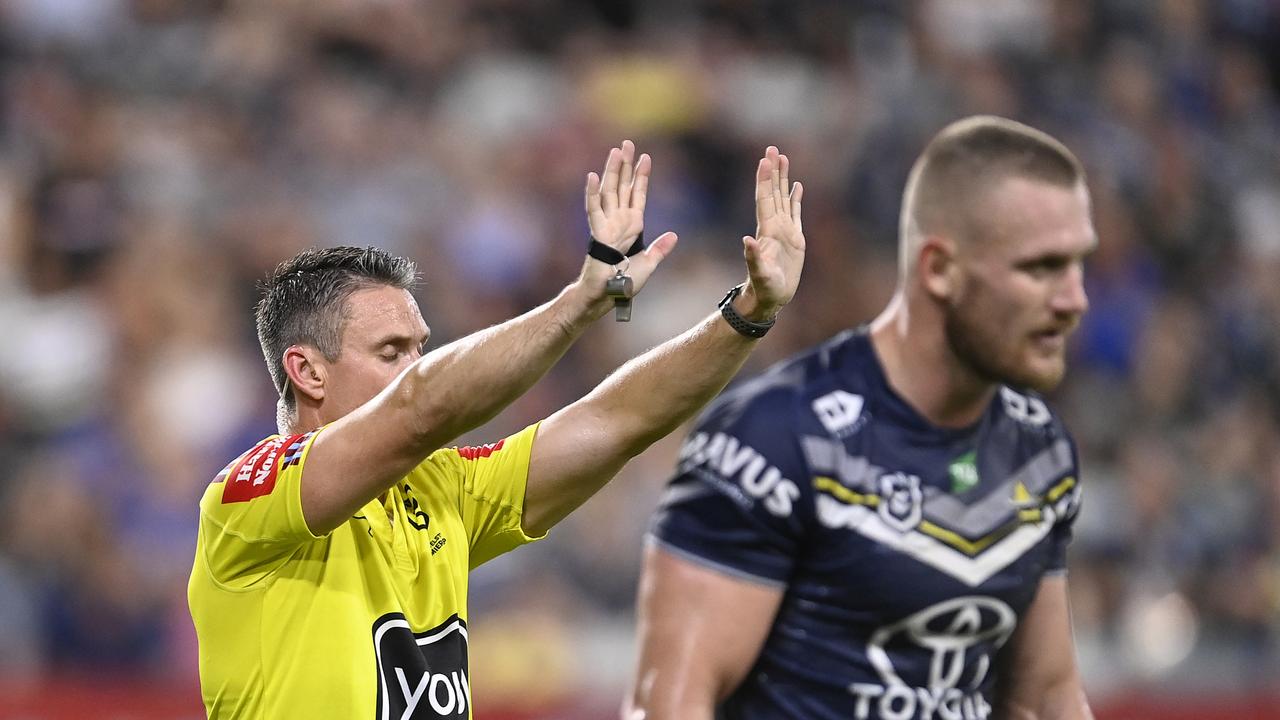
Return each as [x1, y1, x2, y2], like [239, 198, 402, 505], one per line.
[522, 147, 804, 536]
[300, 141, 677, 535]
[624, 546, 784, 720]
[995, 575, 1095, 720]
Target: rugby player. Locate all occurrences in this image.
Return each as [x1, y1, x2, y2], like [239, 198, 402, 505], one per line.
[627, 116, 1097, 720]
[188, 141, 805, 718]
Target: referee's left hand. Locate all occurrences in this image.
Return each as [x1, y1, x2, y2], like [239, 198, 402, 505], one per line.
[736, 146, 805, 323]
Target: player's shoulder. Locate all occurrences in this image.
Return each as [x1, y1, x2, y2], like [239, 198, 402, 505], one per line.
[699, 329, 869, 432]
[665, 335, 866, 529]
[992, 384, 1075, 447]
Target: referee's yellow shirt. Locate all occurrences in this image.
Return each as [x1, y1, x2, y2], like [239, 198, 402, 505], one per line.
[188, 423, 542, 719]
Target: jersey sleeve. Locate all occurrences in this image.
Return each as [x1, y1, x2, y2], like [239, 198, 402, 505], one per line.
[196, 430, 324, 588]
[1044, 431, 1084, 574]
[430, 422, 543, 569]
[648, 388, 811, 587]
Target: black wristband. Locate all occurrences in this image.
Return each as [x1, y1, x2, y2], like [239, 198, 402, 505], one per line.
[587, 233, 645, 265]
[718, 284, 775, 339]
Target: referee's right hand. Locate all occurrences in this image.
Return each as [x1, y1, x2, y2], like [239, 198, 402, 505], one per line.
[575, 139, 678, 319]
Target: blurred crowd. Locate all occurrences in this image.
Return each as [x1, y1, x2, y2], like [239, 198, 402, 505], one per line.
[0, 0, 1278, 713]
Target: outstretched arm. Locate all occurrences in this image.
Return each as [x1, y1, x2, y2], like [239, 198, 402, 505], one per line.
[300, 141, 676, 535]
[995, 575, 1094, 720]
[523, 146, 805, 536]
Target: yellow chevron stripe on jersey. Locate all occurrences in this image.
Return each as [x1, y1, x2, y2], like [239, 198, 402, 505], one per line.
[812, 473, 1077, 559]
[814, 476, 879, 507]
[916, 520, 1018, 557]
[1047, 476, 1076, 502]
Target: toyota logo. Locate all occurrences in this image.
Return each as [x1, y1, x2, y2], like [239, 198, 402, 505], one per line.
[867, 596, 1017, 690]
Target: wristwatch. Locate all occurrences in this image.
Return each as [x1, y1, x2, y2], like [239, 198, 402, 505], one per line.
[718, 284, 775, 339]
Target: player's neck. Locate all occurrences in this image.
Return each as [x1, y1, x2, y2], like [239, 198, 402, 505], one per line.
[869, 296, 996, 429]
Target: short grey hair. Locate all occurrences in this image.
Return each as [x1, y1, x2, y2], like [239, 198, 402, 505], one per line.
[255, 246, 417, 411]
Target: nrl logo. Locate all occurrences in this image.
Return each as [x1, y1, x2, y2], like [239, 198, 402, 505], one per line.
[878, 471, 923, 533]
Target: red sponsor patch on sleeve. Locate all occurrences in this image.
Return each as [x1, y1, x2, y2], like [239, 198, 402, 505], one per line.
[455, 439, 505, 461]
[221, 434, 306, 504]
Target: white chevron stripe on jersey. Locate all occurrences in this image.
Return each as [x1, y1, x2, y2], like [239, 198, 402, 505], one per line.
[815, 494, 1058, 587]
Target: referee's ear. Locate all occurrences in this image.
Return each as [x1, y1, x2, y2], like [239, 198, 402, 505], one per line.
[282, 345, 327, 404]
[918, 234, 959, 302]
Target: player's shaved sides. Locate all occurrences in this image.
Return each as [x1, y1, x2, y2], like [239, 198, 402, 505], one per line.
[898, 115, 1086, 281]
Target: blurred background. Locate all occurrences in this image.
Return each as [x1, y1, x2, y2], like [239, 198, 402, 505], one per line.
[0, 0, 1278, 718]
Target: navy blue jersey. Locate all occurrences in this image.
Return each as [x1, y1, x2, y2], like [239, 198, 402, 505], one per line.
[649, 329, 1082, 720]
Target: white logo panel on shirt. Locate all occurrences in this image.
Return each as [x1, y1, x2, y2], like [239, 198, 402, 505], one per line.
[812, 390, 867, 438]
[373, 613, 469, 719]
[999, 387, 1051, 426]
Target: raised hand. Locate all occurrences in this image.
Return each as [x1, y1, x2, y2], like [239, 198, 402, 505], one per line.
[578, 140, 678, 316]
[737, 146, 804, 321]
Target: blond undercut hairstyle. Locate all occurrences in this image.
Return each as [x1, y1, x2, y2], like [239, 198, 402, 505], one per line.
[898, 115, 1086, 283]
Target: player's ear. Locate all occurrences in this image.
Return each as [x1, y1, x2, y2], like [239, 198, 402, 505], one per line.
[918, 234, 959, 301]
[283, 345, 327, 404]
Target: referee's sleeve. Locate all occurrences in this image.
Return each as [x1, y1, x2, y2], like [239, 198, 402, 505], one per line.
[432, 422, 544, 569]
[197, 430, 324, 588]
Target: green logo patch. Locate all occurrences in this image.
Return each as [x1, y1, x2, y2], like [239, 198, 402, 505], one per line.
[949, 451, 979, 494]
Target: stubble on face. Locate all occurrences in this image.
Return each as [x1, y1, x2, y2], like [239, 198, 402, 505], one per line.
[943, 295, 1067, 393]
[938, 179, 1092, 394]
